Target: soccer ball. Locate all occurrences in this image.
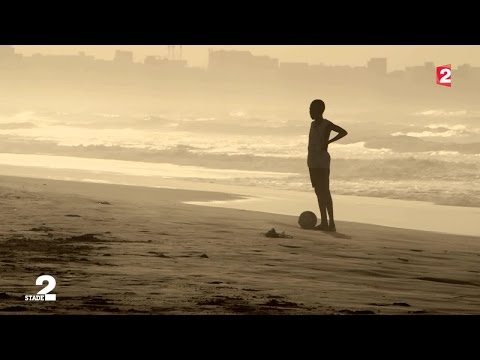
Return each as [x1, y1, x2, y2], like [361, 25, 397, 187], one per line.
[298, 211, 317, 229]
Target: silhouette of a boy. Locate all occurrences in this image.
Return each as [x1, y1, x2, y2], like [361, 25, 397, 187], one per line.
[308, 99, 348, 232]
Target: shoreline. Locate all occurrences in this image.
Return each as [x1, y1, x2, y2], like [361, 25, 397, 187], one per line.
[0, 152, 478, 209]
[0, 167, 478, 237]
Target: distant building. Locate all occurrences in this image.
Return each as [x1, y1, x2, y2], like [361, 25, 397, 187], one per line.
[405, 61, 436, 83]
[424, 61, 434, 71]
[208, 49, 278, 73]
[144, 56, 166, 66]
[458, 63, 471, 71]
[279, 62, 309, 72]
[0, 45, 23, 70]
[388, 70, 405, 79]
[254, 55, 279, 70]
[144, 56, 187, 68]
[456, 63, 480, 81]
[0, 45, 22, 64]
[424, 61, 435, 80]
[367, 57, 387, 75]
[26, 53, 94, 67]
[0, 45, 15, 57]
[114, 50, 134, 64]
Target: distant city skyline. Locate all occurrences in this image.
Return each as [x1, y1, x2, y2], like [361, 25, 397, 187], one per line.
[13, 45, 480, 71]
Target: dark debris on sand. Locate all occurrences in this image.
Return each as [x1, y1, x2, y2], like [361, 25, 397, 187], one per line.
[369, 302, 411, 307]
[2, 306, 28, 312]
[66, 234, 101, 242]
[393, 302, 411, 307]
[0, 292, 15, 300]
[0, 232, 110, 269]
[264, 228, 293, 239]
[195, 294, 306, 314]
[263, 299, 301, 308]
[30, 226, 54, 232]
[338, 309, 376, 315]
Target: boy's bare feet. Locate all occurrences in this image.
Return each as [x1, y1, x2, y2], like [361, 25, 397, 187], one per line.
[314, 223, 329, 231]
[328, 222, 336, 232]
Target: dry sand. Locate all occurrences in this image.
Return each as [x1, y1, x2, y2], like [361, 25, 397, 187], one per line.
[0, 175, 479, 314]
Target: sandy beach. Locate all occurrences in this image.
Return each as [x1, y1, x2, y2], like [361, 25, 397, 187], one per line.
[1, 175, 479, 315]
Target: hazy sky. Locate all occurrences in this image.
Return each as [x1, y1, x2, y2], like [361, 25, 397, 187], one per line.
[13, 45, 480, 71]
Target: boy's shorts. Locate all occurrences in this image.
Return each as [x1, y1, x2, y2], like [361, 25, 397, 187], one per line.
[309, 167, 330, 189]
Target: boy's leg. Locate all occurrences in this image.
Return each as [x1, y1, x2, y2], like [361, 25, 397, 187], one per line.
[326, 189, 335, 230]
[314, 187, 328, 226]
[310, 168, 329, 230]
[325, 169, 336, 231]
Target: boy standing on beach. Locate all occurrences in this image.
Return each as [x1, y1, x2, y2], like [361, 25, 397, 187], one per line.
[308, 99, 348, 232]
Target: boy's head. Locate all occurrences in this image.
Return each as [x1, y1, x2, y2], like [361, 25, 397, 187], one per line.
[309, 99, 325, 120]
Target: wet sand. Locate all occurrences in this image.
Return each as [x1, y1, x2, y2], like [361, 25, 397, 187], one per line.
[0, 175, 479, 314]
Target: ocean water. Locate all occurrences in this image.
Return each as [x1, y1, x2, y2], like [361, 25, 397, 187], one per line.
[0, 109, 479, 207]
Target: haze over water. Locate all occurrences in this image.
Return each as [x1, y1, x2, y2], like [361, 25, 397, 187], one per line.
[1, 45, 479, 208]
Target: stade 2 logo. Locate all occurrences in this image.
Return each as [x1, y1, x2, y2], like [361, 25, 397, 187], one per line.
[25, 275, 57, 301]
[436, 64, 452, 87]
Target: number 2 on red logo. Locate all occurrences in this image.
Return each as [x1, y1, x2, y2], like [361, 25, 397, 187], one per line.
[436, 64, 452, 87]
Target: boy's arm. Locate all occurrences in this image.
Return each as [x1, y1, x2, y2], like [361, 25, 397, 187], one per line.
[328, 122, 348, 145]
